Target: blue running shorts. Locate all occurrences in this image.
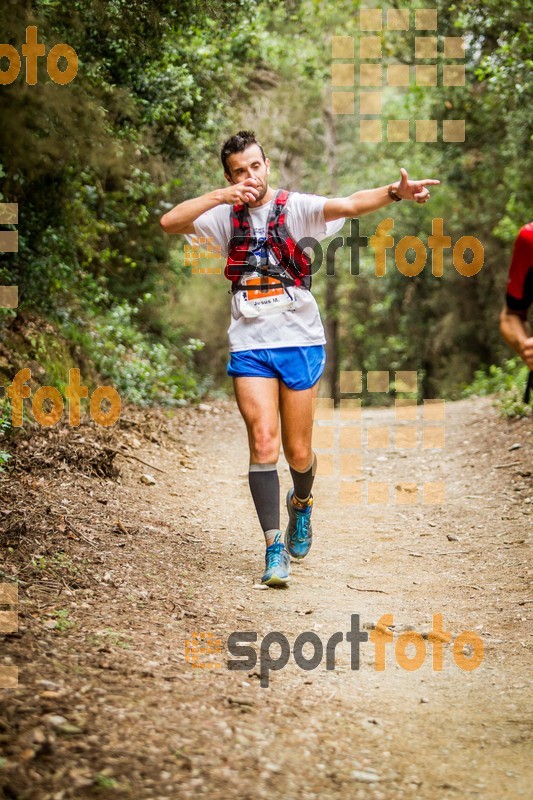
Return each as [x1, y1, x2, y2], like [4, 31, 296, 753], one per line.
[227, 345, 326, 390]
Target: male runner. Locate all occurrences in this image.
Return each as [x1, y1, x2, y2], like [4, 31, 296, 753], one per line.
[160, 130, 439, 587]
[499, 222, 533, 402]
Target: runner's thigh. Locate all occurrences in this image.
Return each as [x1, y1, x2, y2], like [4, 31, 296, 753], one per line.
[279, 380, 320, 463]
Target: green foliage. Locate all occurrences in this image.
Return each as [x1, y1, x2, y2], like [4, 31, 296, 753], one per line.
[0, 0, 262, 400]
[31, 553, 82, 589]
[0, 402, 13, 472]
[0, 0, 531, 403]
[63, 299, 205, 405]
[48, 609, 75, 632]
[463, 358, 532, 417]
[94, 774, 120, 790]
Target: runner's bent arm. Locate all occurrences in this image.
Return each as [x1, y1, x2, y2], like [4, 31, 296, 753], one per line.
[160, 178, 262, 234]
[499, 306, 533, 369]
[324, 167, 440, 222]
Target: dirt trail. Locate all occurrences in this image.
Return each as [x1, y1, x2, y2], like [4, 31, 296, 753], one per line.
[1, 395, 532, 799]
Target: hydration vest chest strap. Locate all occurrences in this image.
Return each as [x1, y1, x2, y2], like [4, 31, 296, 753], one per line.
[225, 189, 312, 292]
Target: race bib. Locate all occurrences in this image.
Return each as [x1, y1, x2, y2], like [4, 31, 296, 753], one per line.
[238, 274, 296, 318]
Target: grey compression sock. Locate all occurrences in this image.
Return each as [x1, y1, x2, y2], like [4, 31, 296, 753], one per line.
[248, 463, 280, 541]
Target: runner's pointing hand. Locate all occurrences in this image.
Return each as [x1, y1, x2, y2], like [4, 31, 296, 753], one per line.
[394, 167, 440, 204]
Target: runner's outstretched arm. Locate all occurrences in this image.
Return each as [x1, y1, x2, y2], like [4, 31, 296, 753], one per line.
[324, 167, 440, 222]
[160, 177, 262, 234]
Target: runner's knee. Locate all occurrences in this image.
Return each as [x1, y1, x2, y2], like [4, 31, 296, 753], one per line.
[250, 427, 280, 462]
[284, 446, 314, 471]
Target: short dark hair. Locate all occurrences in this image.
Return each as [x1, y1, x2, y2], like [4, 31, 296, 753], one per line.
[221, 130, 266, 175]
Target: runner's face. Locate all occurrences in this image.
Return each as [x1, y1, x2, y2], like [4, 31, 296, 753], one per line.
[226, 145, 270, 201]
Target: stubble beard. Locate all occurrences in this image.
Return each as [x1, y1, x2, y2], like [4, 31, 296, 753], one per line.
[248, 178, 269, 206]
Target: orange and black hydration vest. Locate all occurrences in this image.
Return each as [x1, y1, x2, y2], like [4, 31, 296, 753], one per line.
[225, 189, 312, 294]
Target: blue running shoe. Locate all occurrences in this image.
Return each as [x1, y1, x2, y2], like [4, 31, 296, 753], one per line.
[285, 488, 313, 559]
[261, 531, 291, 586]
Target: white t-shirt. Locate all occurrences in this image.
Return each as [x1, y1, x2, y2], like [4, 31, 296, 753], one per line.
[185, 191, 345, 352]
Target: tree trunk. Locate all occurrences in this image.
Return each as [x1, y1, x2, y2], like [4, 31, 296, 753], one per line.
[322, 107, 340, 406]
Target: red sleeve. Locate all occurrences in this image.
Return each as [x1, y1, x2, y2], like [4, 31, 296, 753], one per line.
[505, 223, 533, 312]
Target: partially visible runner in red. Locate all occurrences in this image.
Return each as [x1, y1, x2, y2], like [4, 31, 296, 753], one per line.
[499, 222, 533, 401]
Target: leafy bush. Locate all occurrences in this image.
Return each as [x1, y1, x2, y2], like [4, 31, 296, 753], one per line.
[463, 358, 532, 418]
[62, 299, 205, 406]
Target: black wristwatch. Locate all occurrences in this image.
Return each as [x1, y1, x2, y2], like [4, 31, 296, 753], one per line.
[388, 184, 402, 202]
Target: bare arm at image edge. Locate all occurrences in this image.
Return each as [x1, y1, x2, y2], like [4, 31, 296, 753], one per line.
[499, 307, 533, 369]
